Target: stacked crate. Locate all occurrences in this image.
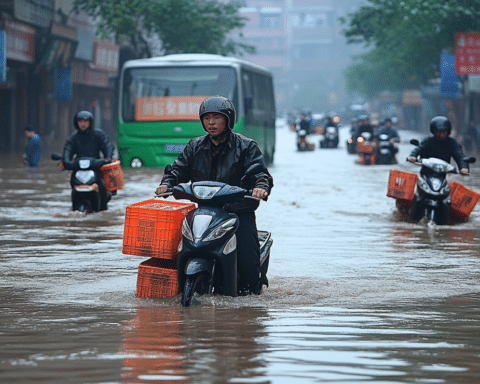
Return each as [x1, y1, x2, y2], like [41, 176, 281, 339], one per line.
[386, 169, 480, 223]
[122, 199, 195, 298]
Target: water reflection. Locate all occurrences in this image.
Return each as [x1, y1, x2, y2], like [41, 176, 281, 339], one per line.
[120, 306, 269, 384]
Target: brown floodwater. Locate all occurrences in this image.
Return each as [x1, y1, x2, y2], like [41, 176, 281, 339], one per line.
[1, 126, 480, 383]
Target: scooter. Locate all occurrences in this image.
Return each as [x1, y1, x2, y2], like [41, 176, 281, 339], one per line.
[346, 127, 357, 154]
[159, 167, 273, 307]
[297, 129, 315, 151]
[375, 133, 397, 164]
[356, 131, 376, 165]
[407, 139, 476, 225]
[319, 126, 339, 149]
[51, 153, 111, 213]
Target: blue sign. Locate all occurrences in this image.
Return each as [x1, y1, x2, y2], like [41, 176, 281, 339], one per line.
[0, 30, 6, 83]
[440, 53, 460, 98]
[55, 67, 72, 102]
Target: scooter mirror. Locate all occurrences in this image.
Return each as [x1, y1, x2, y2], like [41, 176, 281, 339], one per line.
[51, 153, 62, 160]
[410, 139, 420, 146]
[464, 156, 476, 164]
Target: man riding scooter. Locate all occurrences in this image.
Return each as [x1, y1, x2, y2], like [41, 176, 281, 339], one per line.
[155, 96, 274, 295]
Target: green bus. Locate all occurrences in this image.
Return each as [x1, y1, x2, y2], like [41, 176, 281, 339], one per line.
[118, 54, 276, 168]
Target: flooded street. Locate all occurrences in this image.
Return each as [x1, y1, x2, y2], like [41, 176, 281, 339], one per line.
[1, 125, 480, 383]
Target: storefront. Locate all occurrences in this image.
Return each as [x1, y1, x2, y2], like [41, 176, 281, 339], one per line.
[0, 19, 36, 152]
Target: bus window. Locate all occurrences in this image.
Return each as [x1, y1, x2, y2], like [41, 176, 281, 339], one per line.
[122, 66, 237, 122]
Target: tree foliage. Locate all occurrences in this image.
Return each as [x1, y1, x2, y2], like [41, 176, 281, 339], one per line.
[340, 0, 480, 97]
[72, 0, 254, 57]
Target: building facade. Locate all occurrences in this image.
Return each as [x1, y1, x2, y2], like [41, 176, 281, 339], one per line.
[0, 0, 119, 153]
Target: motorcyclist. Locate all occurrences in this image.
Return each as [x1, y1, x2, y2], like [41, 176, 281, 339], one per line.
[299, 113, 312, 135]
[62, 110, 115, 210]
[354, 114, 374, 139]
[155, 96, 274, 295]
[407, 116, 469, 175]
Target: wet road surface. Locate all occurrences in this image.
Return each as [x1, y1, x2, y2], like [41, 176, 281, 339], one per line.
[1, 125, 480, 383]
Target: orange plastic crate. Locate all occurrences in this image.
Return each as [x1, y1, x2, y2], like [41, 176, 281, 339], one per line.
[357, 140, 374, 154]
[449, 181, 480, 218]
[100, 161, 125, 191]
[123, 199, 195, 259]
[136, 258, 180, 298]
[387, 169, 418, 201]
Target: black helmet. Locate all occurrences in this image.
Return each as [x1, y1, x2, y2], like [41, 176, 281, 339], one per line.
[74, 110, 94, 130]
[199, 96, 236, 130]
[429, 116, 451, 135]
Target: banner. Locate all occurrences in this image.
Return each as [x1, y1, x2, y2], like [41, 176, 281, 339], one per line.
[135, 96, 207, 121]
[0, 30, 5, 83]
[440, 53, 460, 98]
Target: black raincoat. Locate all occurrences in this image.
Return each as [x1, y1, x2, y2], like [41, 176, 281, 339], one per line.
[160, 131, 273, 213]
[409, 136, 468, 170]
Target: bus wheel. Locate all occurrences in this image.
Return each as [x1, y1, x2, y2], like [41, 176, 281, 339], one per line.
[130, 158, 143, 168]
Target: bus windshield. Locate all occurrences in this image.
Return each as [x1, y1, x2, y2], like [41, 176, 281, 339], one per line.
[122, 66, 238, 122]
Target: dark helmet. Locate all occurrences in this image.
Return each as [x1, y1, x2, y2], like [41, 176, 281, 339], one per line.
[429, 116, 451, 135]
[199, 96, 236, 130]
[74, 110, 94, 130]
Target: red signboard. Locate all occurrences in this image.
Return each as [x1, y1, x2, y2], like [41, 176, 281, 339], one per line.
[4, 20, 35, 63]
[455, 32, 480, 75]
[92, 41, 119, 73]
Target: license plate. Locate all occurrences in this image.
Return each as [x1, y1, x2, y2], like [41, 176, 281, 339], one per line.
[165, 144, 186, 153]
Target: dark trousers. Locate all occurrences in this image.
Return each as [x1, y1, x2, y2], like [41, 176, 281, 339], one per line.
[236, 212, 261, 294]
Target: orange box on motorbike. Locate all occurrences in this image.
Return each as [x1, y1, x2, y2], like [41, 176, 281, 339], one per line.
[100, 160, 124, 191]
[448, 181, 480, 218]
[387, 169, 418, 201]
[123, 199, 195, 259]
[136, 257, 180, 298]
[357, 138, 374, 154]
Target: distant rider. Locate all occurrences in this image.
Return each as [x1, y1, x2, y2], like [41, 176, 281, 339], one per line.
[299, 113, 312, 135]
[62, 110, 115, 210]
[354, 114, 374, 139]
[155, 96, 273, 295]
[407, 116, 469, 175]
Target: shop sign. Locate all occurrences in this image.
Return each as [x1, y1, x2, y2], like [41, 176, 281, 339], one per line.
[0, 30, 6, 82]
[92, 41, 119, 73]
[4, 20, 35, 63]
[455, 32, 480, 75]
[72, 60, 109, 88]
[39, 22, 77, 68]
[402, 89, 422, 106]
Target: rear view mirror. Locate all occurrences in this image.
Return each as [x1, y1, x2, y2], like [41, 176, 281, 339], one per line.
[410, 139, 420, 146]
[51, 153, 62, 160]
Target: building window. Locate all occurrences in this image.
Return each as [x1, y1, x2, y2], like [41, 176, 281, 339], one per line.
[260, 12, 282, 29]
[291, 12, 328, 29]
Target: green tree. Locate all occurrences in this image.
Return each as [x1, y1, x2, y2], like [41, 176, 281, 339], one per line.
[73, 0, 254, 57]
[340, 0, 480, 97]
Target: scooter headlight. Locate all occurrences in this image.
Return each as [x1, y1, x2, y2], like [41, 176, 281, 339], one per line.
[75, 170, 95, 184]
[204, 218, 237, 242]
[181, 219, 194, 242]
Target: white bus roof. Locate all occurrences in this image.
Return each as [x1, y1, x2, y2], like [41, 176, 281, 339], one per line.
[122, 53, 271, 74]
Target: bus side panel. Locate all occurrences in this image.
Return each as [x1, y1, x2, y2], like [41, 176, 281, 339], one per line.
[118, 119, 205, 168]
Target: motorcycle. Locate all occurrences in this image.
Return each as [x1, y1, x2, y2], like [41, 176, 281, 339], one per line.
[158, 166, 273, 307]
[319, 125, 339, 149]
[375, 133, 397, 164]
[346, 127, 357, 154]
[51, 153, 111, 213]
[356, 131, 376, 165]
[297, 129, 315, 151]
[405, 139, 476, 225]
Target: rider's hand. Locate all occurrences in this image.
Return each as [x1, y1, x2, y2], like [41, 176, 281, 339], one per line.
[460, 168, 469, 175]
[407, 156, 417, 163]
[155, 185, 169, 195]
[252, 188, 268, 200]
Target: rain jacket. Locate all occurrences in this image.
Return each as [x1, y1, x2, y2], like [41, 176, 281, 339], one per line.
[24, 134, 42, 167]
[160, 131, 273, 213]
[409, 136, 468, 170]
[62, 128, 114, 170]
